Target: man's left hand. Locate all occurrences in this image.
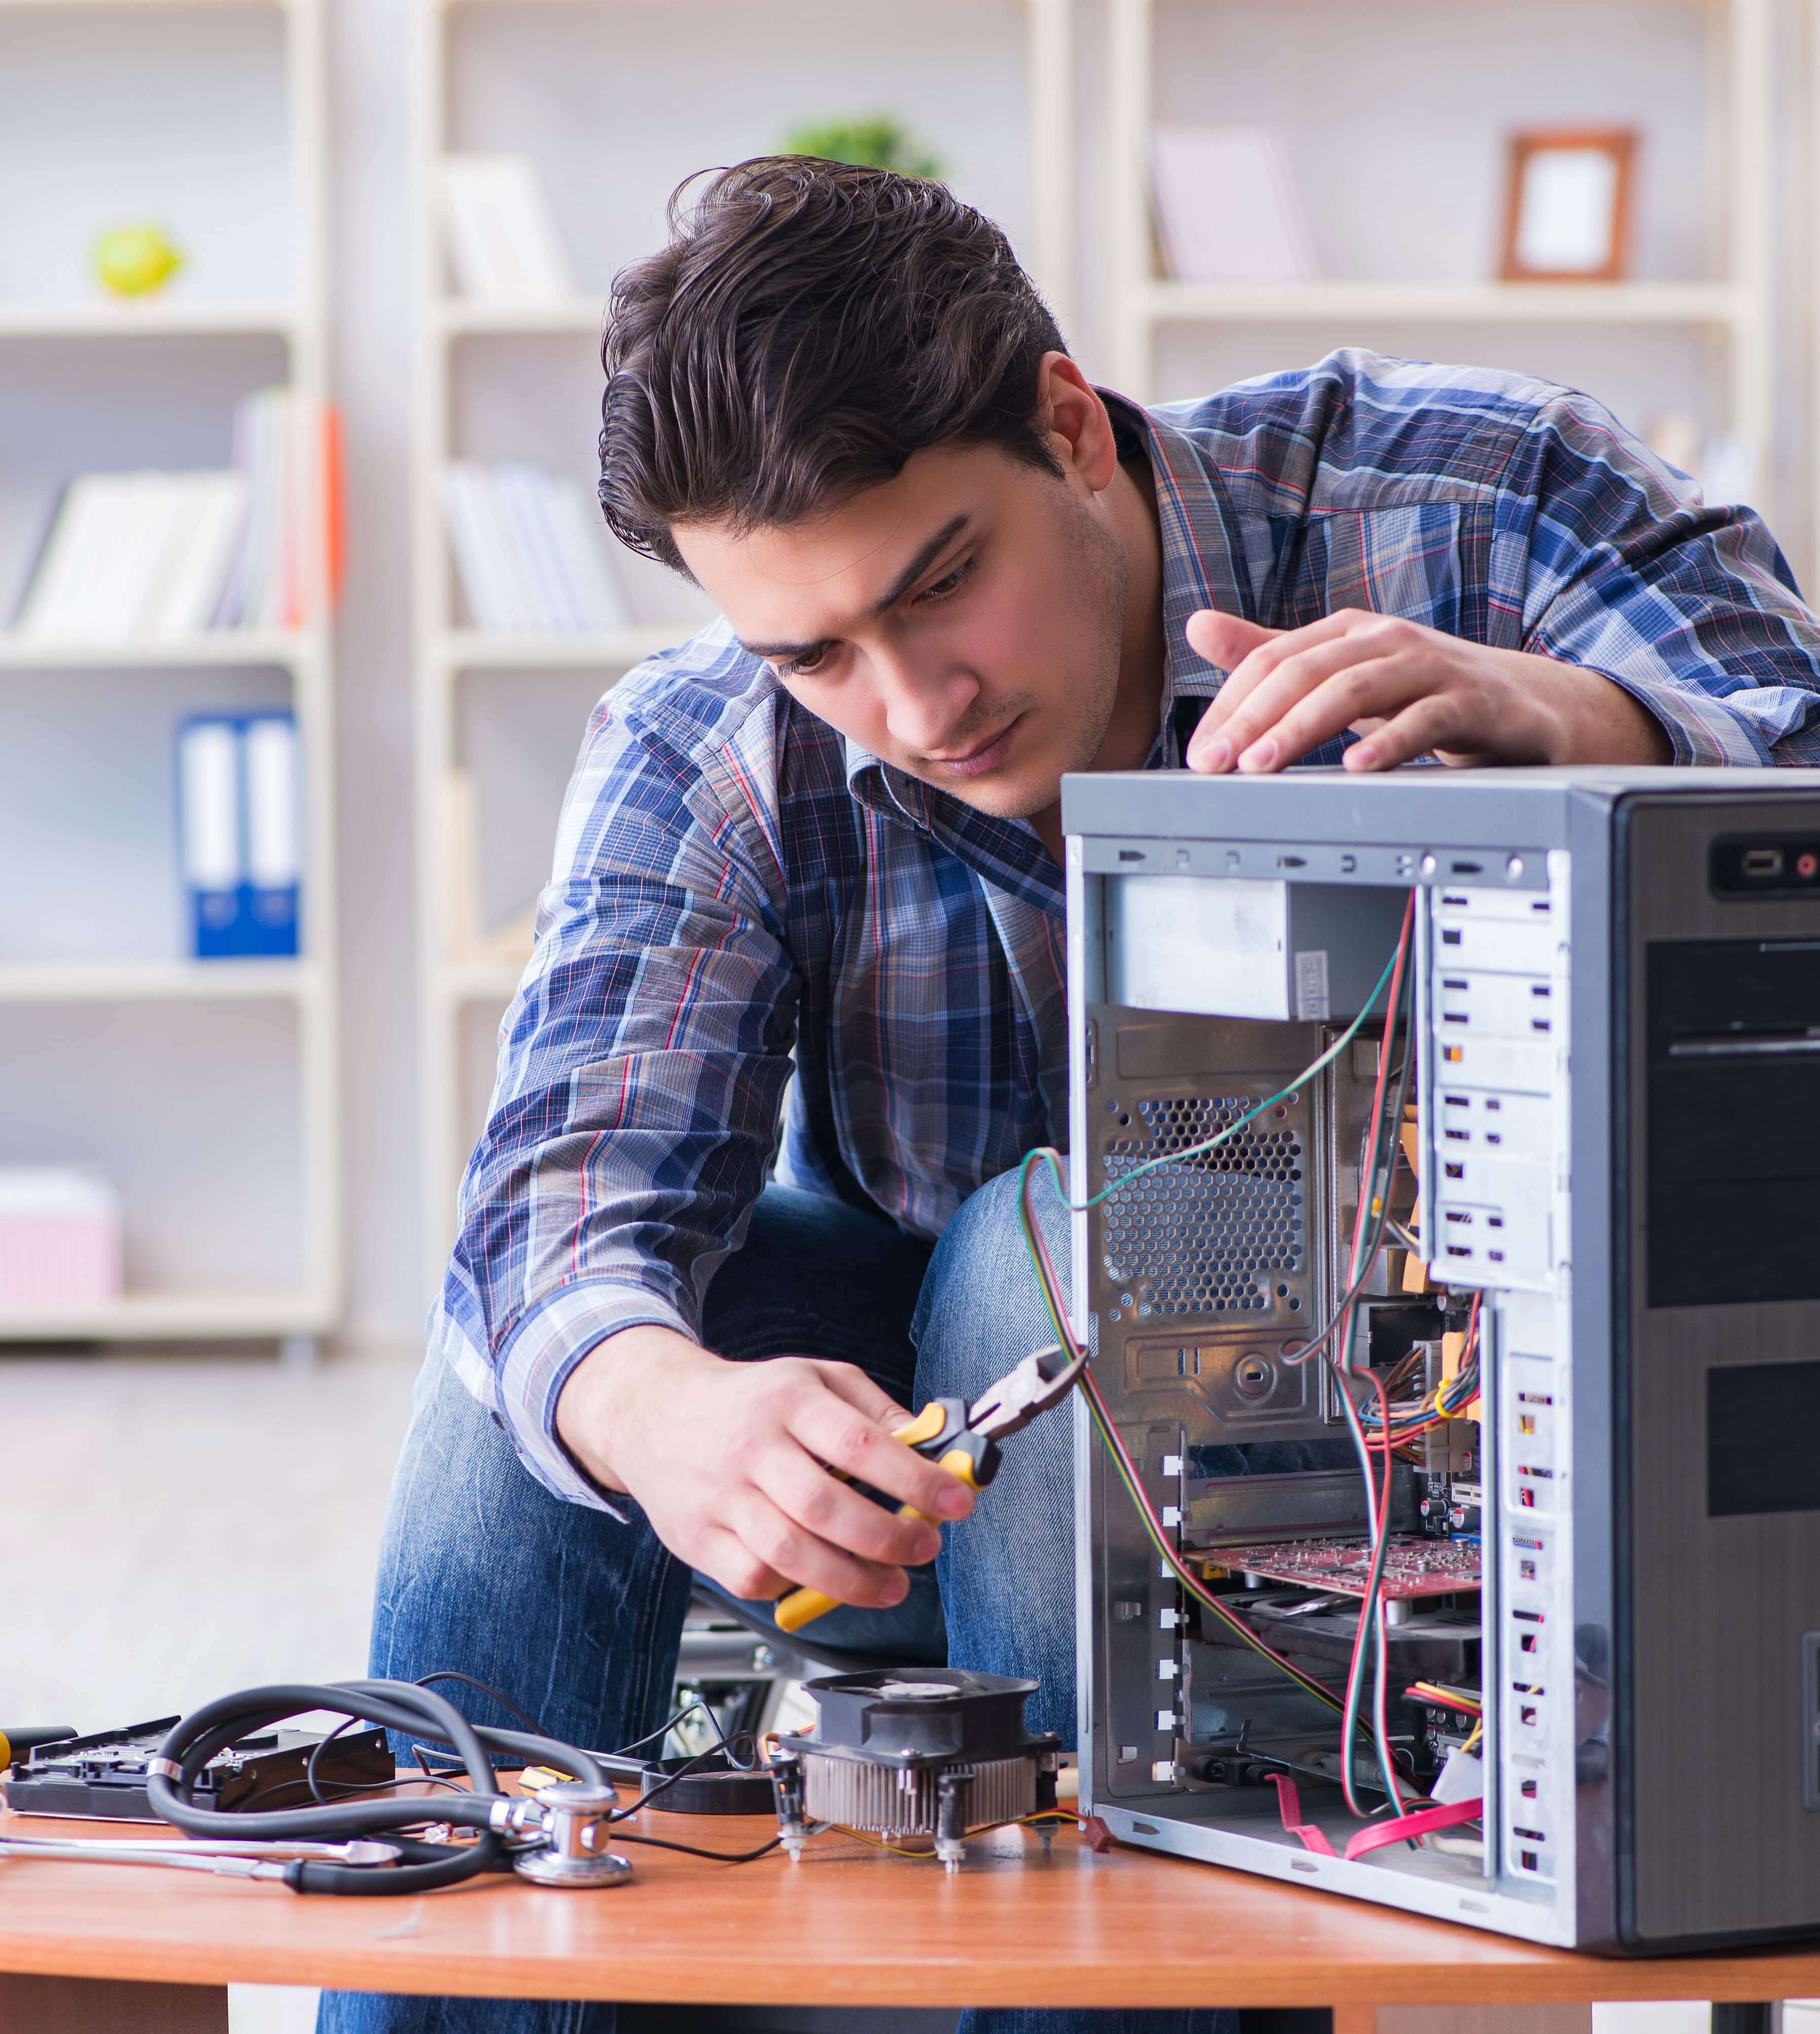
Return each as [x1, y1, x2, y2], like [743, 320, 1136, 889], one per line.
[1184, 608, 1672, 775]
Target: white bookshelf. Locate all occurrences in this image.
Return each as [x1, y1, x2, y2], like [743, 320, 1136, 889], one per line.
[0, 0, 340, 1350]
[410, 0, 1077, 1289]
[1106, 0, 1777, 526]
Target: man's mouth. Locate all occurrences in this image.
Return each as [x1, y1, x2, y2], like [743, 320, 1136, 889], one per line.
[927, 717, 1020, 779]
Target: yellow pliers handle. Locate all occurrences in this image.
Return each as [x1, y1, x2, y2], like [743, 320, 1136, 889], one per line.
[772, 1399, 991, 1633]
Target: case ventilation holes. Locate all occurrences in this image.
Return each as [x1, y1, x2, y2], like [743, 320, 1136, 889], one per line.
[1100, 1096, 1305, 1318]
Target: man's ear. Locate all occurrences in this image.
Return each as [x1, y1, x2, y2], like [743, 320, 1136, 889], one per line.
[1034, 352, 1120, 494]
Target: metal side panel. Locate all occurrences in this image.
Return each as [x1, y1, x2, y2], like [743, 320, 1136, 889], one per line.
[1619, 795, 1820, 1949]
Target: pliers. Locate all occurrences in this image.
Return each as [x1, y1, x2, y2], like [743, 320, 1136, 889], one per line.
[773, 1342, 1087, 1632]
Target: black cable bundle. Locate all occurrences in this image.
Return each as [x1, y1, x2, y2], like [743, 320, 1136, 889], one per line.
[144, 1678, 605, 1896]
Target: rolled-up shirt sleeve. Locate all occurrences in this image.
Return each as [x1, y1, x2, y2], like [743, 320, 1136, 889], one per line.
[1491, 392, 1820, 764]
[429, 670, 799, 1510]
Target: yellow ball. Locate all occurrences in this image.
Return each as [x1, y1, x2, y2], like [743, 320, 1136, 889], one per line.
[93, 225, 183, 299]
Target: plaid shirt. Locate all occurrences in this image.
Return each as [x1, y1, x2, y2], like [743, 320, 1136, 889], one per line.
[432, 348, 1820, 1509]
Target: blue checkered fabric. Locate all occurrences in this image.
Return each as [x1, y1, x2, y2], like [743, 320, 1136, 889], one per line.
[431, 350, 1820, 1505]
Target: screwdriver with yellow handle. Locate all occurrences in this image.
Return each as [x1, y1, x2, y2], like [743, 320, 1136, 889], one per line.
[773, 1341, 1086, 1633]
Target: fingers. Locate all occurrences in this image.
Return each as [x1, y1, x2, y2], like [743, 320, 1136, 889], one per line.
[1342, 692, 1476, 773]
[1201, 630, 1410, 774]
[687, 1524, 791, 1605]
[791, 1383, 976, 1523]
[1186, 611, 1363, 770]
[1184, 608, 1281, 673]
[765, 1438, 945, 1569]
[810, 1358, 914, 1432]
[724, 1487, 913, 1609]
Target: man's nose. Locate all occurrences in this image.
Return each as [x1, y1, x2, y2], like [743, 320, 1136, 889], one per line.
[878, 655, 979, 754]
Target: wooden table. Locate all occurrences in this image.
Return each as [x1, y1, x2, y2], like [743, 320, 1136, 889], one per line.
[1, 1799, 1814, 2034]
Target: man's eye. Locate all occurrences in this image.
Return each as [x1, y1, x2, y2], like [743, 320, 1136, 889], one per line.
[778, 646, 829, 678]
[917, 559, 973, 604]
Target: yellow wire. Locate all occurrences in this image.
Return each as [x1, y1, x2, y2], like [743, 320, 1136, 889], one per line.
[829, 1826, 944, 1858]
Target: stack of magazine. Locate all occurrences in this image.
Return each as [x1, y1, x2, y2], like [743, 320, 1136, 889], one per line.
[442, 462, 631, 634]
[440, 154, 577, 301]
[11, 389, 339, 642]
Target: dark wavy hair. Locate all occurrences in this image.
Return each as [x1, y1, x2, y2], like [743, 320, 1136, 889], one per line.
[598, 157, 1067, 575]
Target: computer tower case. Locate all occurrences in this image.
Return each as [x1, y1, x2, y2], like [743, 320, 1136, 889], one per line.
[1061, 766, 1820, 1951]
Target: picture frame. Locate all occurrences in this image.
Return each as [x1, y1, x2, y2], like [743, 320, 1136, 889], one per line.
[1499, 127, 1637, 282]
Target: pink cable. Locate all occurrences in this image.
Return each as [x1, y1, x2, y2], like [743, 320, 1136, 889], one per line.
[1269, 1774, 1482, 1862]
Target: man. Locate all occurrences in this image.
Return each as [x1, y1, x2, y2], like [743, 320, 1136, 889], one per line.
[323, 158, 1820, 2034]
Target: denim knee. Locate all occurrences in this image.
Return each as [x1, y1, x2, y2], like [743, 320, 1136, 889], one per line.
[912, 1164, 1071, 1405]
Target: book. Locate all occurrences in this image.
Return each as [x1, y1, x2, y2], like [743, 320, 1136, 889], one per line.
[148, 473, 250, 639]
[1150, 124, 1319, 286]
[440, 155, 578, 302]
[442, 461, 631, 635]
[217, 387, 338, 631]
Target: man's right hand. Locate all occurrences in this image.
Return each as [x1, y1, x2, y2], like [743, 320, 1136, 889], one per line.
[554, 1324, 976, 1610]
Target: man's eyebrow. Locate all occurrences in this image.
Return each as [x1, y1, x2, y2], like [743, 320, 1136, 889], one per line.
[872, 512, 971, 615]
[736, 513, 973, 662]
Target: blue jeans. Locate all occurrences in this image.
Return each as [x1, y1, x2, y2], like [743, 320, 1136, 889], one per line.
[318, 1175, 1235, 2034]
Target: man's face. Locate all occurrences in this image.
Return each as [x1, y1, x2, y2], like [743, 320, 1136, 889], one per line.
[670, 439, 1131, 823]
